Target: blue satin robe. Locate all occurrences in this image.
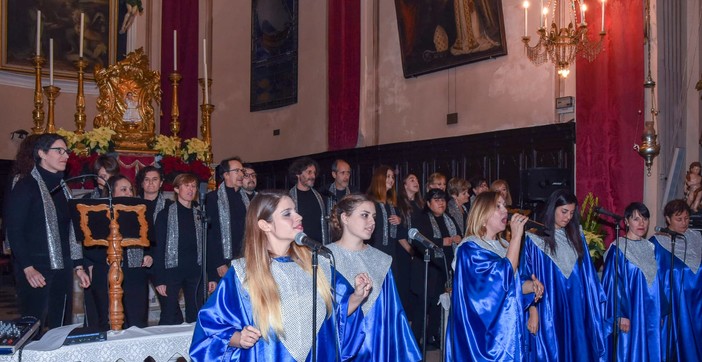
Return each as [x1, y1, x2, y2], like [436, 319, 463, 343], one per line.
[337, 270, 421, 361]
[652, 235, 702, 361]
[602, 243, 664, 362]
[445, 240, 525, 361]
[189, 257, 361, 361]
[520, 233, 606, 362]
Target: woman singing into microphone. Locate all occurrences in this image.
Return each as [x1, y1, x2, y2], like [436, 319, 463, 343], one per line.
[520, 189, 606, 361]
[190, 190, 370, 361]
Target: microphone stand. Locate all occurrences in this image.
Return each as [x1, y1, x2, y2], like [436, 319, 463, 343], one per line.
[198, 198, 210, 303]
[666, 232, 678, 362]
[421, 247, 430, 362]
[312, 247, 319, 362]
[611, 220, 621, 362]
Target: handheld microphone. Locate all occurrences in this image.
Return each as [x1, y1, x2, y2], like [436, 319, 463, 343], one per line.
[507, 213, 545, 231]
[594, 206, 624, 220]
[407, 228, 445, 256]
[294, 232, 332, 258]
[654, 226, 686, 239]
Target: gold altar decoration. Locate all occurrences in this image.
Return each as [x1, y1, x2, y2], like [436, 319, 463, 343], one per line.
[522, 0, 606, 78]
[32, 55, 45, 134]
[74, 58, 89, 135]
[93, 47, 160, 153]
[43, 85, 60, 134]
[169, 71, 182, 142]
[76, 203, 149, 331]
[634, 0, 659, 176]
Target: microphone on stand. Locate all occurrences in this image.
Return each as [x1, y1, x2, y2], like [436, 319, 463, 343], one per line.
[594, 206, 624, 221]
[507, 213, 545, 232]
[294, 232, 333, 258]
[51, 174, 103, 194]
[654, 226, 686, 239]
[408, 228, 445, 256]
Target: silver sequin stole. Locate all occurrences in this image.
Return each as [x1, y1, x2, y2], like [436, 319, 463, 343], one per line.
[233, 257, 331, 362]
[604, 237, 658, 287]
[528, 229, 579, 278]
[31, 167, 64, 270]
[377, 202, 398, 246]
[447, 200, 465, 234]
[325, 184, 350, 216]
[216, 183, 233, 259]
[429, 213, 458, 239]
[326, 243, 391, 315]
[289, 187, 328, 244]
[58, 182, 83, 261]
[239, 188, 254, 210]
[655, 229, 702, 274]
[453, 235, 508, 270]
[165, 202, 203, 268]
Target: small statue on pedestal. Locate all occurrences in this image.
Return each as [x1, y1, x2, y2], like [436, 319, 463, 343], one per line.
[685, 162, 702, 212]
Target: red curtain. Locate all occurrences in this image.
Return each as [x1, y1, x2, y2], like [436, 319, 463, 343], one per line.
[576, 0, 644, 241]
[160, 0, 200, 139]
[327, 1, 360, 151]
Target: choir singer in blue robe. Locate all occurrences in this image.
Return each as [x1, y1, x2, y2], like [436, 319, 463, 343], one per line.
[651, 199, 702, 361]
[520, 189, 606, 362]
[327, 194, 421, 361]
[190, 190, 371, 361]
[446, 191, 542, 361]
[602, 202, 664, 361]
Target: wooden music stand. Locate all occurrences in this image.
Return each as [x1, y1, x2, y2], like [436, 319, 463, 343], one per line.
[70, 198, 149, 331]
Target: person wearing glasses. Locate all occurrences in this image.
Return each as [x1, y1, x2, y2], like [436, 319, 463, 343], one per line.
[5, 134, 90, 329]
[206, 157, 248, 288]
[241, 163, 258, 202]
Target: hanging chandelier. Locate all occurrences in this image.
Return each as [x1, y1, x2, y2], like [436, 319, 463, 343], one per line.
[521, 0, 606, 78]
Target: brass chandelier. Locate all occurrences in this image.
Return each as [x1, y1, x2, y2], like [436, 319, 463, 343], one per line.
[521, 0, 606, 78]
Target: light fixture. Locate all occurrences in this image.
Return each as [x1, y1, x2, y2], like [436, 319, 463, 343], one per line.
[633, 0, 659, 176]
[521, 0, 606, 78]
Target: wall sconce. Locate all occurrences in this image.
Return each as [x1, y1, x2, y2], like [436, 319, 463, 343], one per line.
[10, 129, 29, 140]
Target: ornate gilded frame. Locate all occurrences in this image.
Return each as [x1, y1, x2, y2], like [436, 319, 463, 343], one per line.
[93, 48, 160, 152]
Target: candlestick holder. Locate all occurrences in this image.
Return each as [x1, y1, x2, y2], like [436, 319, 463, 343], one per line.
[74, 58, 88, 135]
[169, 72, 182, 143]
[198, 78, 212, 106]
[32, 55, 46, 134]
[43, 85, 61, 134]
[200, 103, 216, 190]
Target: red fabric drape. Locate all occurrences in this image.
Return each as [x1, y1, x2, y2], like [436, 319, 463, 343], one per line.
[161, 1, 200, 139]
[327, 1, 360, 151]
[576, 0, 644, 243]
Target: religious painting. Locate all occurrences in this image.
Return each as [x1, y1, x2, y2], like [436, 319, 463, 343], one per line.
[0, 0, 118, 79]
[394, 0, 508, 78]
[250, 0, 298, 111]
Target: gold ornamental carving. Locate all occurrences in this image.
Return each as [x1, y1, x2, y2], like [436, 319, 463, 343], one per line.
[93, 48, 161, 153]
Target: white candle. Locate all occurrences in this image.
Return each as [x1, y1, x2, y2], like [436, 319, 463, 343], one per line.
[540, 0, 543, 28]
[79, 13, 84, 58]
[601, 0, 605, 31]
[173, 30, 178, 71]
[523, 2, 529, 37]
[36, 10, 41, 56]
[543, 8, 548, 28]
[203, 39, 209, 104]
[581, 4, 586, 24]
[49, 38, 53, 85]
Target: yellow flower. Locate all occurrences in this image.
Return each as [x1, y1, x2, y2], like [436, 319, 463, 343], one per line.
[83, 127, 115, 154]
[183, 138, 209, 162]
[153, 135, 181, 156]
[56, 128, 83, 149]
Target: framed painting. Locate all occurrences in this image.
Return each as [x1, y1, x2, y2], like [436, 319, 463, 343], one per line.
[1, 0, 118, 79]
[394, 0, 508, 78]
[250, 0, 298, 112]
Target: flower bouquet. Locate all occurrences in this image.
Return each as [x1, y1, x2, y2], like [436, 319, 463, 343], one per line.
[580, 192, 606, 268]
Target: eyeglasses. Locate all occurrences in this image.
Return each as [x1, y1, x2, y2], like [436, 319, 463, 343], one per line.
[226, 168, 244, 174]
[49, 147, 72, 155]
[244, 172, 257, 178]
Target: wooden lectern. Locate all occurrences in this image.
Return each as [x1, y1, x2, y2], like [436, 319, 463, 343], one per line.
[71, 198, 149, 331]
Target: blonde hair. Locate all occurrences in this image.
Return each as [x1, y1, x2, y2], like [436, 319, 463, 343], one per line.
[465, 191, 502, 238]
[243, 190, 333, 340]
[490, 179, 512, 206]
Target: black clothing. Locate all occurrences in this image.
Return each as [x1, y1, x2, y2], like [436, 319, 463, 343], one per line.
[154, 201, 202, 325]
[4, 165, 76, 329]
[205, 186, 246, 281]
[296, 188, 324, 244]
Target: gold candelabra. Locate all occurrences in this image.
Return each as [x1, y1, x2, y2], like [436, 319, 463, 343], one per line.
[522, 0, 606, 78]
[199, 76, 215, 189]
[32, 56, 45, 134]
[43, 85, 61, 134]
[169, 72, 182, 142]
[74, 58, 88, 135]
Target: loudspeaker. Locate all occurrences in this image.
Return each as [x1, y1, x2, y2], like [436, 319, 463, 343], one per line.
[521, 168, 572, 202]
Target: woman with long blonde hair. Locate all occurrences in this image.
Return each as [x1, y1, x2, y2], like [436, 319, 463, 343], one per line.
[190, 190, 371, 361]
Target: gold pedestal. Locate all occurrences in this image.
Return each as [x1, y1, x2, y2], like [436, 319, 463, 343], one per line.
[169, 72, 182, 142]
[74, 58, 88, 135]
[200, 103, 215, 190]
[32, 56, 45, 134]
[43, 85, 61, 134]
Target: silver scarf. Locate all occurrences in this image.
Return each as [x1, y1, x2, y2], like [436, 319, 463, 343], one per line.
[216, 183, 234, 259]
[377, 202, 398, 246]
[152, 193, 167, 221]
[430, 213, 458, 239]
[326, 183, 350, 216]
[240, 188, 255, 210]
[165, 202, 202, 268]
[289, 187, 328, 244]
[31, 167, 64, 270]
[59, 184, 82, 262]
[655, 229, 702, 274]
[447, 199, 466, 234]
[604, 237, 658, 287]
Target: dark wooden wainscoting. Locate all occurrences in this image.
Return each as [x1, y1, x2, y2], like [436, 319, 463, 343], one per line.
[249, 123, 575, 208]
